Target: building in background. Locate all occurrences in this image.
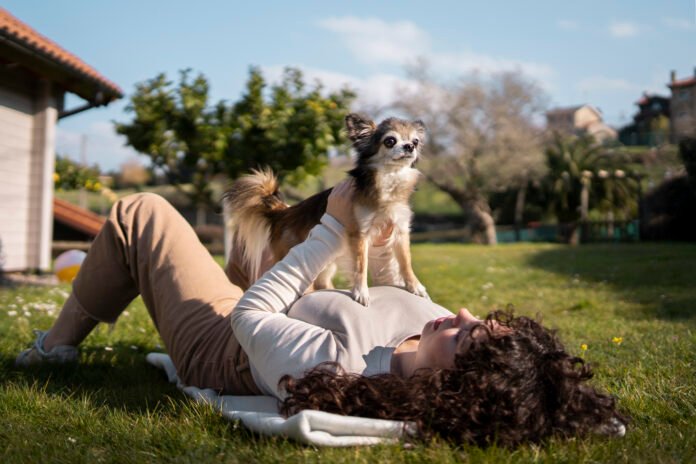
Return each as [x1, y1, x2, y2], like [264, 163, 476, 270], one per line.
[545, 104, 617, 143]
[618, 93, 670, 146]
[0, 8, 121, 271]
[668, 68, 696, 142]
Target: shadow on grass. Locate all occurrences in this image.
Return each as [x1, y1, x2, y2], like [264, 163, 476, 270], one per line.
[1, 341, 187, 413]
[524, 242, 696, 323]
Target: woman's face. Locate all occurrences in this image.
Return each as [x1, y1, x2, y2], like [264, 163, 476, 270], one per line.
[413, 308, 488, 370]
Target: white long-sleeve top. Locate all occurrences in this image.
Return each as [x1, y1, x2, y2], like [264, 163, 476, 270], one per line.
[231, 214, 451, 398]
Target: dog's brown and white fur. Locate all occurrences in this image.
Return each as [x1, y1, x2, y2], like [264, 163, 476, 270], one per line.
[222, 113, 428, 305]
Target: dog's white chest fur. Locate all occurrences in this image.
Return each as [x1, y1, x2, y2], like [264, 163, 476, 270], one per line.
[354, 167, 419, 237]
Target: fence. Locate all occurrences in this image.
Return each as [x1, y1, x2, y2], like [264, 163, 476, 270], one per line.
[411, 220, 640, 244]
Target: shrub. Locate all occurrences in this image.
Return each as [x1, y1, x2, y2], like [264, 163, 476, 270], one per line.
[679, 137, 696, 188]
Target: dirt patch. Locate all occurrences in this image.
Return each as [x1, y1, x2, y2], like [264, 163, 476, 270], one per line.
[1, 272, 59, 287]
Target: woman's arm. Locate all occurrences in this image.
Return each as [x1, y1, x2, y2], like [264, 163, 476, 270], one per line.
[229, 181, 356, 396]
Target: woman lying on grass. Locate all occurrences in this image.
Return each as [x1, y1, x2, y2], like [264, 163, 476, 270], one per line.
[16, 180, 626, 447]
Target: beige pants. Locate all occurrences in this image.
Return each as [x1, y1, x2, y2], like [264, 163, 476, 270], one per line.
[67, 193, 261, 394]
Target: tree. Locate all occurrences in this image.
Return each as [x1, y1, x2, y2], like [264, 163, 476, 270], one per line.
[115, 67, 355, 224]
[224, 67, 355, 183]
[543, 133, 640, 242]
[54, 155, 102, 191]
[395, 67, 548, 244]
[115, 70, 226, 225]
[679, 137, 696, 190]
[543, 133, 604, 223]
[119, 158, 151, 188]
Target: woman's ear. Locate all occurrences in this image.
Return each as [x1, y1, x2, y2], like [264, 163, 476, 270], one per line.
[345, 113, 377, 142]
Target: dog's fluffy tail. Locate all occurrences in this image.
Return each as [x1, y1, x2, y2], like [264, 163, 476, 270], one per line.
[222, 168, 286, 282]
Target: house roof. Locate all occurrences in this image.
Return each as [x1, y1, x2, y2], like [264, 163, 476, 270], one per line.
[669, 76, 696, 89]
[546, 105, 583, 117]
[636, 93, 669, 106]
[546, 104, 601, 119]
[53, 198, 105, 238]
[0, 8, 122, 104]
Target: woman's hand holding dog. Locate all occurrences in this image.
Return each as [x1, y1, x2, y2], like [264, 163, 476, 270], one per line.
[327, 179, 358, 231]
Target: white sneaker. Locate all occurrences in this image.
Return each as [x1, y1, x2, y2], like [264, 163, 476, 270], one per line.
[15, 330, 78, 367]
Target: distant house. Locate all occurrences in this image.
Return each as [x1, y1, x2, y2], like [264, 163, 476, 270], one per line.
[618, 93, 670, 146]
[546, 104, 617, 143]
[0, 8, 122, 272]
[668, 68, 696, 142]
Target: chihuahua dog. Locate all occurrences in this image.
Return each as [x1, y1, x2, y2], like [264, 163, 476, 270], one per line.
[222, 113, 429, 305]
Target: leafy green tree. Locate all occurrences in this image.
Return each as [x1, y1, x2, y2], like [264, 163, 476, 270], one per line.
[115, 67, 354, 224]
[115, 70, 226, 224]
[54, 155, 102, 191]
[224, 67, 355, 183]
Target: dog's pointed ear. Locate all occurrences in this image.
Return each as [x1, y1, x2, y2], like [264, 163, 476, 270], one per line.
[345, 113, 377, 142]
[413, 119, 427, 143]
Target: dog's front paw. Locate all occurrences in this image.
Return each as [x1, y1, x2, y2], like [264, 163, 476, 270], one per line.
[350, 285, 370, 307]
[406, 280, 430, 300]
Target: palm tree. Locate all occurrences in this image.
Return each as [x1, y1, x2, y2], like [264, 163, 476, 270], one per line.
[543, 133, 639, 243]
[544, 133, 604, 223]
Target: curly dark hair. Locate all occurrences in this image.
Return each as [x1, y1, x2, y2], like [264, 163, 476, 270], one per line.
[279, 310, 627, 447]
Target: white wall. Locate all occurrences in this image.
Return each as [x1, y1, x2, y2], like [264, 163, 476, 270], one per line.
[0, 78, 58, 271]
[0, 84, 34, 271]
[30, 80, 57, 271]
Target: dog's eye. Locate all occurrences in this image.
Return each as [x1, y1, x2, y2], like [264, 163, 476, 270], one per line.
[383, 136, 397, 148]
[412, 139, 419, 147]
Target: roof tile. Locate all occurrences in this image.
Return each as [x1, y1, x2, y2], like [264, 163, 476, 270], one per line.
[0, 8, 122, 98]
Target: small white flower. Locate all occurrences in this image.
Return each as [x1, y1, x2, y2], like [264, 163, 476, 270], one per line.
[7, 310, 17, 317]
[122, 310, 130, 317]
[130, 345, 138, 351]
[104, 346, 113, 352]
[67, 437, 77, 444]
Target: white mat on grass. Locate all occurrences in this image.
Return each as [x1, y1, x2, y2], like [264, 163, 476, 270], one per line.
[146, 352, 413, 447]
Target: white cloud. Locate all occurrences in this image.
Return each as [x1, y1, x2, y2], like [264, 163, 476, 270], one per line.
[431, 50, 555, 83]
[317, 17, 430, 66]
[609, 21, 642, 38]
[577, 76, 642, 93]
[56, 121, 140, 172]
[262, 65, 416, 109]
[317, 16, 555, 92]
[263, 66, 356, 93]
[557, 19, 579, 30]
[662, 17, 694, 30]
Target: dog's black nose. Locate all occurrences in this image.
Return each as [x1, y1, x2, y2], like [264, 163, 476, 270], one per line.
[403, 143, 414, 153]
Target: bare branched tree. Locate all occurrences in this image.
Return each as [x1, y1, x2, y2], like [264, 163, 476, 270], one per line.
[395, 64, 548, 244]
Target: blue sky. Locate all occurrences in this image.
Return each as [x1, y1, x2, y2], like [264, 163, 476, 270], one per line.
[4, 0, 695, 171]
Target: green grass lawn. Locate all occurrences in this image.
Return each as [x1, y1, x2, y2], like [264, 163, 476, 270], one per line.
[2, 242, 696, 462]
